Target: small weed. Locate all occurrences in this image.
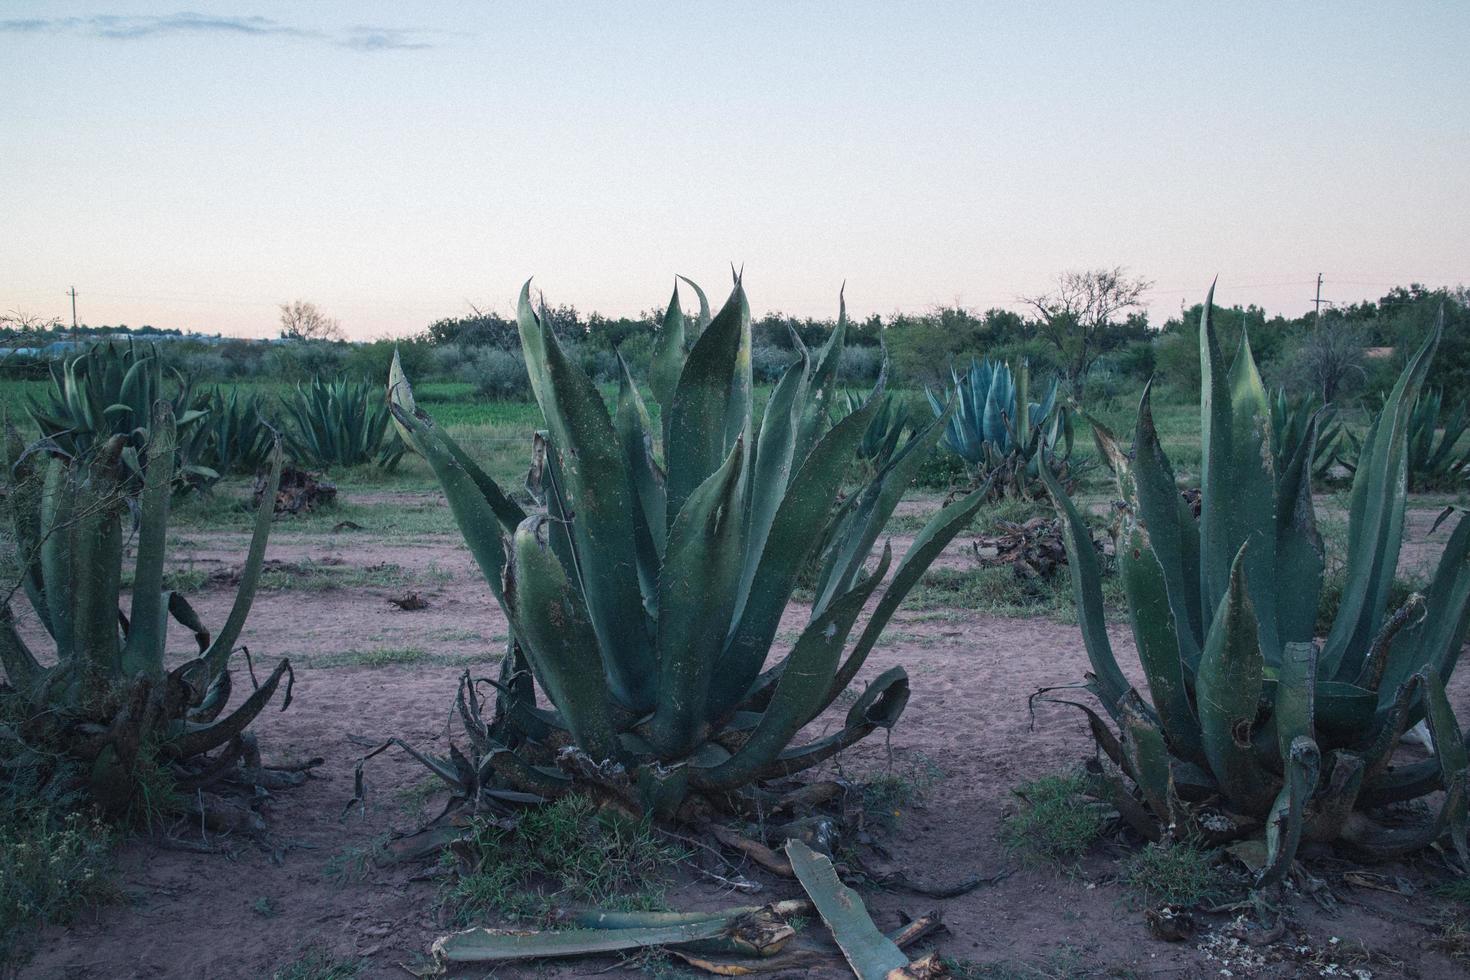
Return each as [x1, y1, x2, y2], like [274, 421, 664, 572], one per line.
[441, 794, 686, 924]
[272, 948, 364, 980]
[1120, 840, 1235, 907]
[323, 839, 385, 884]
[856, 754, 945, 834]
[253, 896, 282, 918]
[0, 810, 117, 966]
[394, 776, 443, 815]
[1000, 771, 1107, 863]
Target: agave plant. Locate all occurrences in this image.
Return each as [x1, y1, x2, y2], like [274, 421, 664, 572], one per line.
[1341, 388, 1470, 492]
[1043, 293, 1469, 889]
[284, 376, 404, 470]
[0, 404, 294, 819]
[28, 339, 215, 491]
[1269, 389, 1343, 484]
[181, 386, 277, 480]
[925, 357, 1072, 497]
[384, 277, 985, 818]
[833, 387, 910, 474]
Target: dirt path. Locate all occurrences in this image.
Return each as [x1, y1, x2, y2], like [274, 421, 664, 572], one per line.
[18, 516, 1470, 979]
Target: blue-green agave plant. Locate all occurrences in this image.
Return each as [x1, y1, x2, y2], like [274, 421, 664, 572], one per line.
[385, 277, 986, 818]
[1044, 288, 1469, 892]
[926, 357, 1072, 496]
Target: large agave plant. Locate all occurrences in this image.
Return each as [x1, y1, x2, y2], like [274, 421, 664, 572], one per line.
[385, 278, 985, 817]
[1044, 293, 1469, 889]
[0, 405, 294, 818]
[1270, 389, 1343, 484]
[1341, 388, 1470, 492]
[28, 339, 215, 491]
[926, 357, 1072, 496]
[284, 376, 404, 470]
[181, 386, 277, 480]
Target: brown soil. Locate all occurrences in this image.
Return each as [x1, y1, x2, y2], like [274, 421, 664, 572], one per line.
[16, 497, 1470, 979]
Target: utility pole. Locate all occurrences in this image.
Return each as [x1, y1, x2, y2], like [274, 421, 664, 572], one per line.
[1312, 273, 1324, 329]
[68, 286, 78, 347]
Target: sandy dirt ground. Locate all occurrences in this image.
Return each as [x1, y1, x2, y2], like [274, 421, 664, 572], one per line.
[15, 491, 1470, 979]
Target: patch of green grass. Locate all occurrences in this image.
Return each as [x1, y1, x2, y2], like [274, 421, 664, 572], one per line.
[257, 559, 415, 592]
[1120, 840, 1235, 907]
[1, 811, 117, 966]
[294, 647, 484, 669]
[1000, 771, 1107, 864]
[441, 794, 686, 924]
[161, 567, 210, 593]
[271, 949, 364, 980]
[252, 896, 282, 918]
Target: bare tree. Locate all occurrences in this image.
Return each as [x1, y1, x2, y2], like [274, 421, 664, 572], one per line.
[1, 309, 63, 332]
[278, 300, 344, 341]
[1021, 267, 1152, 399]
[1288, 323, 1366, 404]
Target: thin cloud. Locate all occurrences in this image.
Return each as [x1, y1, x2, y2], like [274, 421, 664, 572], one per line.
[0, 12, 435, 51]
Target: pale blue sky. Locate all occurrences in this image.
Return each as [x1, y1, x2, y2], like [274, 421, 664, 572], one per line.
[3, 2, 1467, 338]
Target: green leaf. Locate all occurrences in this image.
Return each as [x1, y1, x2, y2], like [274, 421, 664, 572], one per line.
[711, 387, 884, 717]
[1423, 669, 1470, 868]
[1039, 454, 1131, 718]
[666, 283, 750, 527]
[696, 547, 891, 790]
[649, 284, 685, 440]
[203, 437, 281, 679]
[1194, 547, 1275, 813]
[1323, 315, 1440, 677]
[785, 838, 911, 980]
[506, 517, 621, 764]
[1259, 736, 1320, 890]
[1274, 641, 1318, 761]
[526, 300, 657, 710]
[1132, 383, 1203, 665]
[649, 439, 746, 758]
[122, 402, 177, 676]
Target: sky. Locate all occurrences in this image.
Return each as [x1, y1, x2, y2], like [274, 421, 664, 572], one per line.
[2, 2, 1468, 339]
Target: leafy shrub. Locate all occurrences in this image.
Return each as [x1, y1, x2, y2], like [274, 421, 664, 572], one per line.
[752, 344, 798, 382]
[837, 344, 882, 382]
[459, 347, 531, 400]
[0, 811, 116, 965]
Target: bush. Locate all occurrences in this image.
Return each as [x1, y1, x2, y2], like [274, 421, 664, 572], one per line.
[268, 340, 348, 383]
[752, 344, 798, 382]
[460, 347, 531, 400]
[1, 811, 116, 965]
[837, 344, 882, 382]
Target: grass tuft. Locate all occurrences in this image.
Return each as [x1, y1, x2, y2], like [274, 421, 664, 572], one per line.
[1120, 840, 1234, 907]
[441, 794, 686, 924]
[271, 949, 364, 980]
[999, 771, 1107, 863]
